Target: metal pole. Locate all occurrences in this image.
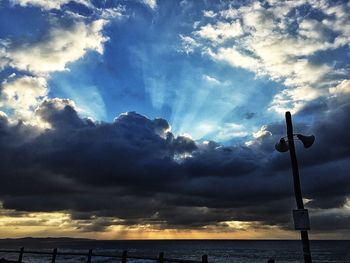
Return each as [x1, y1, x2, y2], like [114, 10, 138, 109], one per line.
[122, 250, 127, 263]
[285, 111, 312, 263]
[51, 248, 57, 263]
[158, 252, 164, 263]
[87, 249, 92, 263]
[18, 247, 24, 263]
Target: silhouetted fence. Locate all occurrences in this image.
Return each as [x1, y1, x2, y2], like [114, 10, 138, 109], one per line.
[0, 248, 208, 263]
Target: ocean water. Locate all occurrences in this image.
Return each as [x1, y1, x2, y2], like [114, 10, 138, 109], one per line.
[0, 240, 349, 263]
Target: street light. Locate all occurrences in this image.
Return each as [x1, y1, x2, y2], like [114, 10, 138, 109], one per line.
[275, 111, 315, 263]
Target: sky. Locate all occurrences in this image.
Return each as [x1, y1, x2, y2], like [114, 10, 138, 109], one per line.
[0, 0, 349, 240]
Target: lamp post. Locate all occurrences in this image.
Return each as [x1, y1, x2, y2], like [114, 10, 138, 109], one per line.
[275, 111, 315, 263]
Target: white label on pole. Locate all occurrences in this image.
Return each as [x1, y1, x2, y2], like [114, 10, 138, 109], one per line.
[293, 209, 310, 230]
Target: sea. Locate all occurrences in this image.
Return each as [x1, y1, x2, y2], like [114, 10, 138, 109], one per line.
[0, 239, 349, 263]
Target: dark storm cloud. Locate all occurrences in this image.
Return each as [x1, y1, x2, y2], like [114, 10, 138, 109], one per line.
[0, 96, 350, 233]
[310, 211, 350, 231]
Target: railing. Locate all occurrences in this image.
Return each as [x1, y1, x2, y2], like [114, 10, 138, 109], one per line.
[0, 248, 208, 263]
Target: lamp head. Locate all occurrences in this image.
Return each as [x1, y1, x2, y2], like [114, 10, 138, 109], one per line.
[275, 138, 289, 152]
[296, 134, 315, 148]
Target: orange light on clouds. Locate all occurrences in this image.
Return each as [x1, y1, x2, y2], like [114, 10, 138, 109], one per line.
[0, 207, 299, 240]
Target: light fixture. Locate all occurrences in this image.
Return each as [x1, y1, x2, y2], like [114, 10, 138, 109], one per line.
[275, 138, 289, 152]
[275, 134, 315, 152]
[296, 134, 315, 148]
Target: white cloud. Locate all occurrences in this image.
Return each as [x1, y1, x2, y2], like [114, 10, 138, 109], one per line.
[245, 125, 272, 147]
[179, 34, 200, 54]
[1, 3, 113, 127]
[0, 76, 47, 123]
[0, 50, 9, 70]
[282, 60, 331, 87]
[0, 111, 8, 120]
[329, 80, 350, 95]
[7, 19, 108, 74]
[203, 10, 217, 18]
[298, 19, 331, 41]
[9, 0, 92, 10]
[10, 0, 70, 9]
[202, 74, 221, 85]
[0, 40, 10, 70]
[202, 74, 230, 86]
[219, 8, 238, 19]
[142, 0, 157, 10]
[252, 125, 272, 139]
[269, 85, 324, 114]
[190, 1, 350, 114]
[195, 20, 243, 44]
[99, 6, 125, 20]
[207, 47, 258, 71]
[9, 0, 127, 22]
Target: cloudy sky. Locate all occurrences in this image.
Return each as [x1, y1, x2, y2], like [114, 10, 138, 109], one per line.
[0, 0, 350, 240]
